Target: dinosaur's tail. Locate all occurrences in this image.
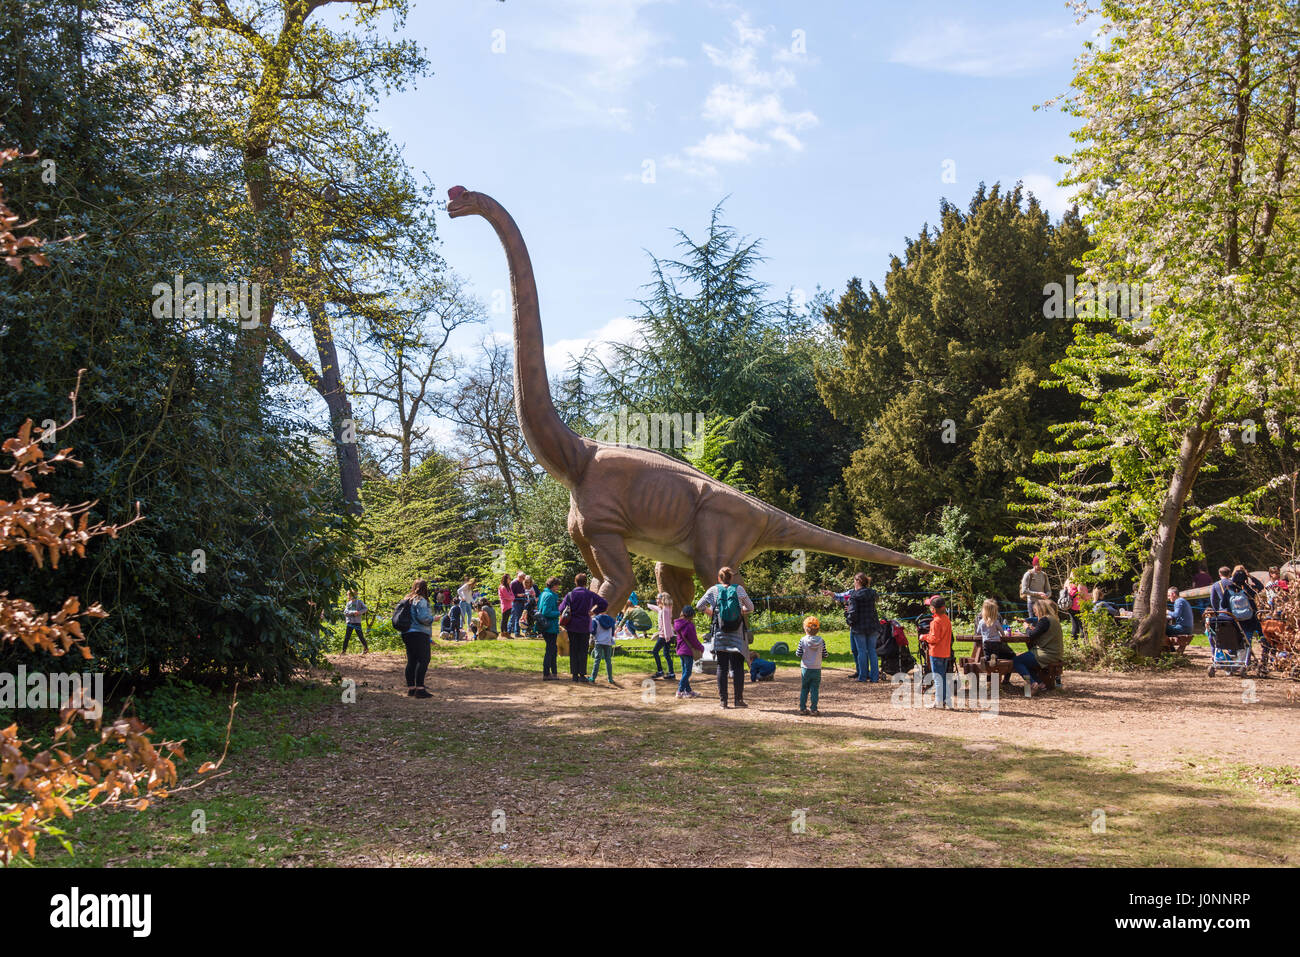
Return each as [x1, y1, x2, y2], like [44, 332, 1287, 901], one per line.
[777, 516, 952, 574]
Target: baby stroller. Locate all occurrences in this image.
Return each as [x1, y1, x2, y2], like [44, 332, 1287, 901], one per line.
[1206, 617, 1252, 677]
[875, 619, 915, 676]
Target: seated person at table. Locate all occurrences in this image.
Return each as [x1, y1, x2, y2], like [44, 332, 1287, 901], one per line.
[975, 599, 1019, 663]
[749, 651, 776, 683]
[1091, 586, 1120, 617]
[1013, 599, 1065, 696]
[1165, 586, 1194, 653]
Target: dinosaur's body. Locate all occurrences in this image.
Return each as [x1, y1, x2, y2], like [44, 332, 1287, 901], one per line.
[448, 186, 947, 617]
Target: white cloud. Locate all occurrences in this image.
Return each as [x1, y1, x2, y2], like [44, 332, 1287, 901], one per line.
[543, 315, 644, 373]
[1021, 172, 1078, 217]
[666, 13, 819, 176]
[890, 17, 1085, 78]
[524, 0, 671, 129]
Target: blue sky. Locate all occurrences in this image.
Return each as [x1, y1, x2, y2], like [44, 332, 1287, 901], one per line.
[372, 0, 1089, 367]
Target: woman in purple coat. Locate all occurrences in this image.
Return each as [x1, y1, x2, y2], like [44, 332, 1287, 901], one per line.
[559, 573, 608, 682]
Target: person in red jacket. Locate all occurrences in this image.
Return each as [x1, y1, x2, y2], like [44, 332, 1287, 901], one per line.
[927, 597, 955, 709]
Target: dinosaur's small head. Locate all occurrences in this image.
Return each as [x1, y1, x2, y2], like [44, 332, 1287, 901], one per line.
[446, 185, 482, 219]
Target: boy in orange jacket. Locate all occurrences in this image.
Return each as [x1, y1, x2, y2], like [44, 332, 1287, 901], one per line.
[927, 597, 954, 709]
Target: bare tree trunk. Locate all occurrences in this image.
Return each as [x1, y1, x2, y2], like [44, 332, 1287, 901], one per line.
[307, 296, 362, 512]
[1132, 372, 1224, 655]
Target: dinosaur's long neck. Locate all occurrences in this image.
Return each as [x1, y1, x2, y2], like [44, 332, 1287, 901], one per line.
[480, 196, 591, 488]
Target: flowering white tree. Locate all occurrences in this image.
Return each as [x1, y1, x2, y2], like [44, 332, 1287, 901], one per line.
[1017, 0, 1300, 654]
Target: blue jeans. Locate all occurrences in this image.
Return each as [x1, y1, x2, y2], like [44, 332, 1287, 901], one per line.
[1012, 651, 1040, 685]
[852, 628, 879, 682]
[507, 603, 524, 635]
[652, 636, 676, 675]
[799, 667, 821, 710]
[849, 630, 861, 679]
[459, 600, 472, 630]
[930, 656, 951, 707]
[678, 655, 694, 694]
[590, 644, 614, 681]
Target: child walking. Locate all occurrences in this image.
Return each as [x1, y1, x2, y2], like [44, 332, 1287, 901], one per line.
[796, 616, 827, 716]
[589, 611, 617, 684]
[673, 604, 703, 698]
[649, 591, 677, 681]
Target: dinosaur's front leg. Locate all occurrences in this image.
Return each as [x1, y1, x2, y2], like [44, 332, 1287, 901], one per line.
[583, 534, 636, 619]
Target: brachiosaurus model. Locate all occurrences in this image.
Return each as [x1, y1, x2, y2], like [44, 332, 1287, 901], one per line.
[447, 186, 949, 618]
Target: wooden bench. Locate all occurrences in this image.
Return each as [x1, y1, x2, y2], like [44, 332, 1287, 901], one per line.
[959, 657, 1064, 690]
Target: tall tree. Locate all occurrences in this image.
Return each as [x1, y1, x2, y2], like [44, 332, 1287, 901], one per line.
[347, 273, 483, 476]
[1019, 0, 1300, 654]
[167, 0, 436, 508]
[818, 184, 1090, 584]
[446, 340, 537, 520]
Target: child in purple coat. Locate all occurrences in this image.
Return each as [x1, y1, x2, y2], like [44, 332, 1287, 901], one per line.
[673, 605, 704, 698]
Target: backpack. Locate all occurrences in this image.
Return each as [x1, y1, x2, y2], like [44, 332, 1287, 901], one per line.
[1228, 588, 1253, 621]
[715, 584, 742, 629]
[392, 597, 414, 632]
[1057, 586, 1072, 608]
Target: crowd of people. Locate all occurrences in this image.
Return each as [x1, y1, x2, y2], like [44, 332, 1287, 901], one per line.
[347, 553, 1294, 707]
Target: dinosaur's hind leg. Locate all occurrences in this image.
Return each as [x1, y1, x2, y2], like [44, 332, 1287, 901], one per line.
[583, 534, 636, 619]
[655, 563, 697, 619]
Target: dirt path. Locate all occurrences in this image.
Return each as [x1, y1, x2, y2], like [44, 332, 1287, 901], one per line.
[339, 646, 1299, 772]
[133, 649, 1296, 868]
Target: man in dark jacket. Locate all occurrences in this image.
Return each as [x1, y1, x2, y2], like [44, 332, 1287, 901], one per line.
[559, 573, 608, 683]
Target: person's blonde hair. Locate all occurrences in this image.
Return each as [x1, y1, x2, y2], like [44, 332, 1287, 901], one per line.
[803, 616, 820, 634]
[980, 599, 1000, 627]
[1032, 598, 1059, 620]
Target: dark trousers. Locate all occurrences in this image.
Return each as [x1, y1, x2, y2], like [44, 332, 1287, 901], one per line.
[343, 622, 368, 652]
[542, 631, 558, 676]
[402, 632, 430, 687]
[652, 635, 676, 674]
[569, 631, 590, 679]
[716, 650, 746, 704]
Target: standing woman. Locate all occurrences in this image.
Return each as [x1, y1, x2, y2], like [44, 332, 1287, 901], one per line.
[400, 579, 436, 698]
[559, 573, 608, 682]
[697, 566, 755, 708]
[498, 574, 514, 637]
[536, 576, 562, 678]
[457, 576, 476, 633]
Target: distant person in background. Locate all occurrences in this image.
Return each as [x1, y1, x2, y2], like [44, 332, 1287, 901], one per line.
[975, 599, 1016, 662]
[447, 601, 463, 640]
[1165, 586, 1194, 654]
[509, 571, 528, 636]
[1091, 586, 1120, 618]
[1061, 576, 1084, 641]
[537, 576, 562, 680]
[476, 599, 498, 641]
[1265, 566, 1289, 609]
[1231, 567, 1264, 642]
[623, 602, 653, 639]
[560, 573, 607, 683]
[497, 574, 514, 636]
[1020, 556, 1050, 619]
[522, 575, 539, 635]
[342, 589, 369, 654]
[457, 577, 475, 633]
[1191, 564, 1214, 589]
[398, 579, 435, 699]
